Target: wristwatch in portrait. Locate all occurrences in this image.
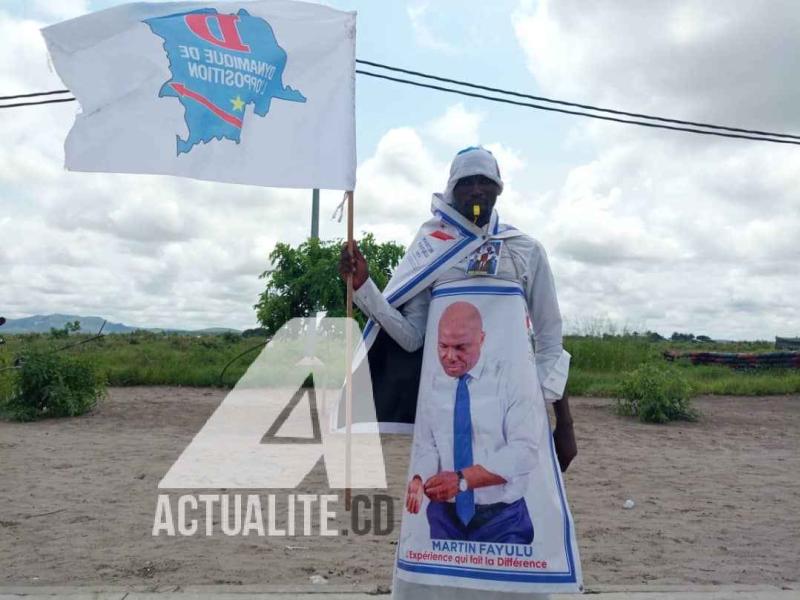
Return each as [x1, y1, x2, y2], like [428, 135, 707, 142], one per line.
[456, 470, 468, 493]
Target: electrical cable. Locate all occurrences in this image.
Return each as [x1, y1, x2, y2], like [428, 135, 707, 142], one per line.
[356, 59, 800, 141]
[356, 69, 800, 146]
[0, 89, 70, 101]
[3, 62, 800, 146]
[0, 96, 76, 109]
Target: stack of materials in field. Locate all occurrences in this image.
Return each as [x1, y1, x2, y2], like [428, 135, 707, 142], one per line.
[775, 336, 800, 350]
[664, 349, 800, 369]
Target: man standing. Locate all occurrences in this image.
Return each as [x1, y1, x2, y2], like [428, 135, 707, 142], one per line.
[339, 146, 576, 471]
[339, 146, 581, 598]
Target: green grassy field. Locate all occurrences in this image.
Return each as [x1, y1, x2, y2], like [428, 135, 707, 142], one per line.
[0, 331, 258, 389]
[1, 331, 799, 397]
[564, 335, 800, 396]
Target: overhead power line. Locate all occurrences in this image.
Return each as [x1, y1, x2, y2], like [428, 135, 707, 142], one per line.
[355, 70, 800, 146]
[2, 61, 799, 146]
[0, 89, 70, 101]
[356, 59, 800, 142]
[0, 96, 76, 109]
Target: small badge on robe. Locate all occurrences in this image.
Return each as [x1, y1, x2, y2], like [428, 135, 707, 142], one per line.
[466, 240, 502, 276]
[408, 235, 437, 270]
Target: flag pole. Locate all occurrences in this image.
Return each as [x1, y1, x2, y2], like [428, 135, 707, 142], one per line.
[311, 189, 320, 239]
[345, 189, 354, 512]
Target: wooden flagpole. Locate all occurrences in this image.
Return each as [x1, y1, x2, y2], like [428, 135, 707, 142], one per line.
[345, 190, 354, 511]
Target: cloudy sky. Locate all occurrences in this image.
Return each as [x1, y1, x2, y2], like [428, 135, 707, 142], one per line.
[1, 0, 798, 339]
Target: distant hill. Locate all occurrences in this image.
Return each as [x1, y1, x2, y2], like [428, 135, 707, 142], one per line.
[0, 314, 240, 336]
[190, 327, 242, 335]
[0, 314, 136, 334]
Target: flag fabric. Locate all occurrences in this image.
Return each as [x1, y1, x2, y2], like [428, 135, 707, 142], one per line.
[42, 1, 356, 190]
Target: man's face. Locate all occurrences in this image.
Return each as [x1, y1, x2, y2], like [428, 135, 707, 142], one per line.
[438, 317, 484, 378]
[452, 174, 499, 227]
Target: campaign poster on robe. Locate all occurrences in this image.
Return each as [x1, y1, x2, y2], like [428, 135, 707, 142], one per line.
[396, 277, 582, 594]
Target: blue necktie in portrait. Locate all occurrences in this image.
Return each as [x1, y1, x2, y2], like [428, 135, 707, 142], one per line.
[454, 374, 475, 525]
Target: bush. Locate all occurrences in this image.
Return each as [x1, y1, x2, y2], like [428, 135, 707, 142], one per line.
[617, 363, 698, 423]
[0, 351, 106, 421]
[220, 331, 241, 343]
[199, 337, 221, 349]
[242, 327, 268, 338]
[49, 320, 81, 339]
[0, 369, 13, 405]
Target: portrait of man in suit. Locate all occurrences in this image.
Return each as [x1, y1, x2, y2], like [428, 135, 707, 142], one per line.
[405, 301, 537, 544]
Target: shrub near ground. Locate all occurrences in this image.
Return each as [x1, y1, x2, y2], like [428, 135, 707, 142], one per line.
[0, 350, 106, 421]
[617, 363, 698, 423]
[2, 332, 800, 395]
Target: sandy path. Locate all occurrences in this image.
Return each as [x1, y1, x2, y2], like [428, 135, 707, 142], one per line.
[0, 387, 797, 589]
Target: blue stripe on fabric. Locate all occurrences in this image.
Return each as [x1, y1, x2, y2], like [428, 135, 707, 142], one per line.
[363, 207, 476, 343]
[397, 560, 577, 583]
[434, 208, 475, 239]
[386, 236, 474, 304]
[431, 285, 524, 299]
[547, 400, 577, 576]
[385, 211, 477, 305]
[363, 319, 375, 340]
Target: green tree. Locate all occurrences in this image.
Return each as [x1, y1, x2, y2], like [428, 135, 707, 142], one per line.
[254, 234, 405, 335]
[671, 331, 695, 342]
[49, 320, 81, 339]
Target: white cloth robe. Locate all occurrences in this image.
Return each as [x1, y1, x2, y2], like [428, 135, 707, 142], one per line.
[354, 216, 569, 599]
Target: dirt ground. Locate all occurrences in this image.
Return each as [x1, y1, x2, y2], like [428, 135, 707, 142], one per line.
[0, 387, 797, 590]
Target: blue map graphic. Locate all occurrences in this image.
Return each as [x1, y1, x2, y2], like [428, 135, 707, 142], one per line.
[144, 8, 306, 155]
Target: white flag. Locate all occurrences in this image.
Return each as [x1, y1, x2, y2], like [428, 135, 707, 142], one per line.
[42, 1, 356, 190]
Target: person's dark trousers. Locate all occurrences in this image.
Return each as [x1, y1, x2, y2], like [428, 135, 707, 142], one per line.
[426, 497, 534, 543]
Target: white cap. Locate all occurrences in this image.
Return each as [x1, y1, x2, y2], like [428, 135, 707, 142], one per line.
[443, 146, 504, 203]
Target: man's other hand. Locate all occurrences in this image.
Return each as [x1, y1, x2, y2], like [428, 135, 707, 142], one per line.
[338, 242, 368, 290]
[405, 475, 424, 513]
[553, 421, 577, 472]
[423, 471, 459, 502]
[552, 394, 577, 472]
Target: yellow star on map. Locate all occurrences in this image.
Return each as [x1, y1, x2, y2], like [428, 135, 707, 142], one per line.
[231, 96, 245, 112]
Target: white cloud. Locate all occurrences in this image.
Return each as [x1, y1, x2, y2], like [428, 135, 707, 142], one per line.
[0, 5, 520, 331]
[0, 13, 67, 95]
[6, 0, 796, 340]
[355, 106, 529, 247]
[513, 0, 800, 129]
[407, 1, 460, 55]
[355, 127, 444, 239]
[0, 19, 520, 335]
[426, 103, 484, 148]
[512, 0, 800, 339]
[25, 1, 90, 23]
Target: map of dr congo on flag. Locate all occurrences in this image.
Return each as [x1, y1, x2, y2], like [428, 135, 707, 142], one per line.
[144, 8, 306, 155]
